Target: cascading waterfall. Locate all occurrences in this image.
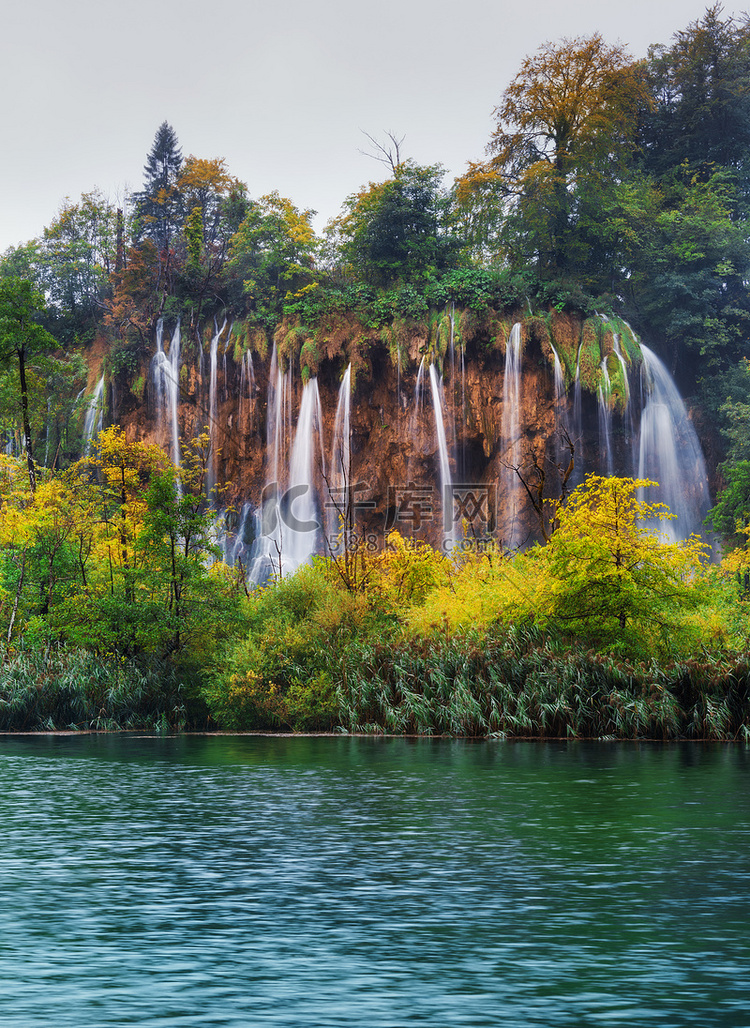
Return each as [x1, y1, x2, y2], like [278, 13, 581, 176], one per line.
[135, 311, 714, 579]
[447, 304, 458, 460]
[207, 318, 227, 499]
[150, 319, 182, 479]
[239, 350, 256, 434]
[81, 375, 105, 456]
[281, 378, 326, 575]
[549, 342, 568, 470]
[327, 364, 352, 550]
[429, 363, 456, 550]
[411, 355, 426, 440]
[571, 343, 584, 485]
[249, 347, 328, 583]
[612, 334, 637, 470]
[501, 323, 523, 549]
[637, 344, 710, 540]
[460, 335, 466, 481]
[598, 358, 614, 477]
[397, 347, 402, 427]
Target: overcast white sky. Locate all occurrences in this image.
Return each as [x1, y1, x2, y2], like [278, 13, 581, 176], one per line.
[0, 0, 723, 253]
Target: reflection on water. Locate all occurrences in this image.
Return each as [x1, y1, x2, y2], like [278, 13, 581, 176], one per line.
[0, 736, 748, 1026]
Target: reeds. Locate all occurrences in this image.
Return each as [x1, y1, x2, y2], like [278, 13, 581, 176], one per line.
[337, 627, 750, 739]
[0, 647, 195, 731]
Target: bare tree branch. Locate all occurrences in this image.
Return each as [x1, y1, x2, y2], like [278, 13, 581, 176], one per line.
[358, 130, 406, 173]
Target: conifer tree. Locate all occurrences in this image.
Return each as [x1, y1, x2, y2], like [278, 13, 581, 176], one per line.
[133, 122, 184, 251]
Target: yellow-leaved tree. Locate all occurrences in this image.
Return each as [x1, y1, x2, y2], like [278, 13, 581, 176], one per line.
[538, 476, 709, 654]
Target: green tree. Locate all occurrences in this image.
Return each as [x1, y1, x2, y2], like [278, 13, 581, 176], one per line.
[639, 5, 750, 183]
[227, 192, 319, 325]
[132, 122, 184, 253]
[0, 278, 58, 492]
[175, 156, 248, 317]
[37, 190, 118, 342]
[706, 460, 750, 545]
[609, 167, 750, 371]
[330, 161, 460, 287]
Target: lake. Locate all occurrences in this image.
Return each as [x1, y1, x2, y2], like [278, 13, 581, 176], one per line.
[0, 735, 748, 1027]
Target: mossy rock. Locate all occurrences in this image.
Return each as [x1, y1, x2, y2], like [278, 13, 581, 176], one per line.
[524, 315, 551, 356]
[608, 316, 641, 365]
[457, 307, 485, 346]
[486, 313, 514, 353]
[247, 325, 269, 361]
[601, 352, 630, 413]
[549, 310, 581, 379]
[578, 318, 604, 394]
[434, 312, 453, 359]
[300, 337, 320, 378]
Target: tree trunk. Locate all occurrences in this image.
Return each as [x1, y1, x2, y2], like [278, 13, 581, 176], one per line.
[17, 345, 36, 494]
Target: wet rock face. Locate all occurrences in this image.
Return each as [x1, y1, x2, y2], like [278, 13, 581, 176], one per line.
[114, 309, 710, 555]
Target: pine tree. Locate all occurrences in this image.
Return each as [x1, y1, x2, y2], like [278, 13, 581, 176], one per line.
[133, 122, 184, 251]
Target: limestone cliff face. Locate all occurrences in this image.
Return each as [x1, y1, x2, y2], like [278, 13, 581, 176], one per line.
[108, 307, 703, 553]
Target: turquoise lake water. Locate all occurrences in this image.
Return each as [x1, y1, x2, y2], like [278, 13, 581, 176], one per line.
[0, 735, 748, 1027]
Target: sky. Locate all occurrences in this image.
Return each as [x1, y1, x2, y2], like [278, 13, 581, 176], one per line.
[0, 0, 723, 253]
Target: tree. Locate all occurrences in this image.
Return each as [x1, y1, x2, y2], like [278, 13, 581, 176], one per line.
[133, 122, 184, 253]
[706, 461, 750, 546]
[37, 190, 118, 341]
[227, 193, 320, 325]
[0, 278, 58, 493]
[456, 35, 650, 276]
[607, 166, 750, 372]
[175, 156, 248, 317]
[330, 161, 461, 287]
[638, 5, 750, 183]
[539, 476, 707, 653]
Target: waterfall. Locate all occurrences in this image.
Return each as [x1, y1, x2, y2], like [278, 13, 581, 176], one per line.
[571, 343, 584, 485]
[598, 358, 614, 477]
[150, 319, 182, 477]
[429, 363, 456, 550]
[549, 342, 568, 470]
[207, 317, 227, 499]
[612, 334, 637, 470]
[282, 379, 326, 575]
[397, 347, 402, 426]
[167, 322, 181, 475]
[249, 350, 325, 582]
[327, 364, 352, 550]
[411, 355, 426, 439]
[447, 305, 458, 459]
[501, 323, 523, 549]
[81, 375, 105, 456]
[460, 334, 466, 481]
[239, 350, 255, 434]
[637, 344, 710, 540]
[151, 319, 166, 438]
[231, 501, 255, 568]
[268, 343, 292, 495]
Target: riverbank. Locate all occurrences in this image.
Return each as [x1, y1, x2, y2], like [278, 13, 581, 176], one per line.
[2, 633, 749, 740]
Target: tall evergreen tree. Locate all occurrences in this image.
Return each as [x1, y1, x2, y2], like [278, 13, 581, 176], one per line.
[639, 5, 750, 182]
[133, 122, 184, 251]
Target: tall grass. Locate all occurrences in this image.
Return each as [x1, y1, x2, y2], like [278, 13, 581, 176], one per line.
[0, 647, 201, 731]
[337, 627, 750, 739]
